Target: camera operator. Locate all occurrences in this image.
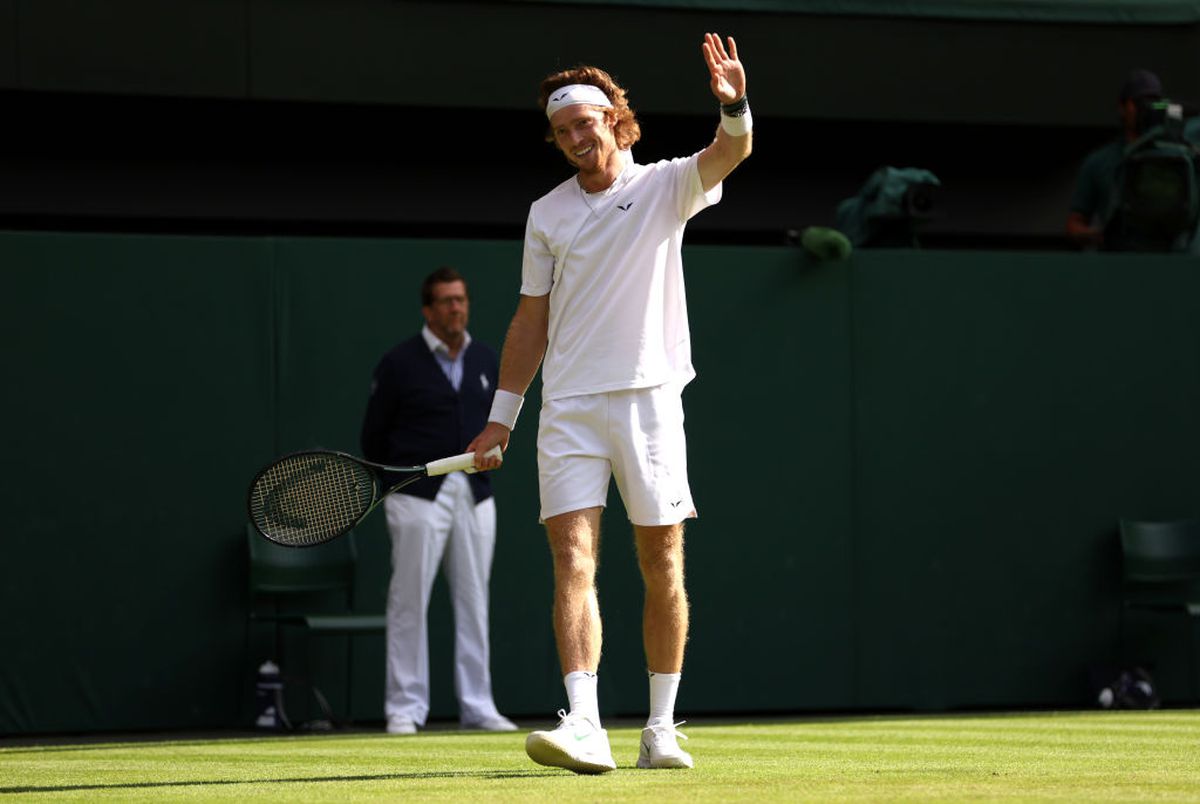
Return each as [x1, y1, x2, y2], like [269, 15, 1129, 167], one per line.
[1066, 69, 1163, 249]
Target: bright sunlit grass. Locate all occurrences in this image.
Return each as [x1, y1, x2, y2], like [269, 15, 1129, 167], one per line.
[2, 711, 1198, 801]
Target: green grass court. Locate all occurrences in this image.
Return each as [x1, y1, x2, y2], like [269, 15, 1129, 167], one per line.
[3, 711, 1198, 801]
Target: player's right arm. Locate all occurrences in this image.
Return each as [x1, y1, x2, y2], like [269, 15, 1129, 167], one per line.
[468, 293, 549, 468]
[1066, 150, 1106, 247]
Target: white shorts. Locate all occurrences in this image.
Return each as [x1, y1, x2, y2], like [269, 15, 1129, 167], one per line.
[536, 383, 696, 526]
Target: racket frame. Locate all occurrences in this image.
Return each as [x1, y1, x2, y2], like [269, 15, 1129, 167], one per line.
[247, 447, 498, 548]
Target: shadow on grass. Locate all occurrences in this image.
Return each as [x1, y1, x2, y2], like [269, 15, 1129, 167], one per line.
[0, 728, 521, 753]
[1, 769, 564, 795]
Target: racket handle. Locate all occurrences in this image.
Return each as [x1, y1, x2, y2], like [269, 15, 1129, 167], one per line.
[426, 445, 503, 476]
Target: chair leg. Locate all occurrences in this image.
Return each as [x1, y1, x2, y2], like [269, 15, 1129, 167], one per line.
[345, 634, 354, 726]
[1190, 615, 1200, 704]
[1117, 601, 1127, 666]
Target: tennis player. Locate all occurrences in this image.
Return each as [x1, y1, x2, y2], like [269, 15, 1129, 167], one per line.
[468, 32, 752, 773]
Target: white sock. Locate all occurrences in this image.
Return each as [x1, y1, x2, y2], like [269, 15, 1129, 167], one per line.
[564, 671, 600, 726]
[647, 670, 681, 728]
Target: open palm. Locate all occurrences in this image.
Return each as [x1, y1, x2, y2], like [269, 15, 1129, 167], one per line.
[702, 33, 746, 104]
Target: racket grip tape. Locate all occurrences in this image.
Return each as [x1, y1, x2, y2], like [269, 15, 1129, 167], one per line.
[426, 445, 502, 476]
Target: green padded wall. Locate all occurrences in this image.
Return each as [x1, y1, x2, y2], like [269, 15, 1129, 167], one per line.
[3, 231, 1199, 735]
[0, 232, 275, 732]
[851, 252, 1200, 708]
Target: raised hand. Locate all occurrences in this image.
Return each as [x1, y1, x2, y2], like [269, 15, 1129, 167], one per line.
[701, 32, 746, 105]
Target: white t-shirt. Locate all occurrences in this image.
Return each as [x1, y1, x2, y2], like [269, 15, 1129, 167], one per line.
[521, 150, 721, 401]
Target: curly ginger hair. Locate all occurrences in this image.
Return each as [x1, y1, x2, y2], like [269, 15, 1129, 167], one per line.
[538, 65, 642, 150]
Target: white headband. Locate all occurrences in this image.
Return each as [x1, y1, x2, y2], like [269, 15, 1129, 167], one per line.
[545, 84, 613, 119]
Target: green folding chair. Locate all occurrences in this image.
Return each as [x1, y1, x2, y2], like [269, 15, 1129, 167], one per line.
[246, 524, 385, 726]
[1118, 519, 1200, 701]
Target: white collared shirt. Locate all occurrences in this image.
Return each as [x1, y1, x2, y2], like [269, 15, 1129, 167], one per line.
[422, 325, 472, 391]
[520, 150, 721, 401]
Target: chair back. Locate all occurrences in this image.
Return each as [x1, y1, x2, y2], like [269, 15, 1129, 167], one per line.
[247, 524, 358, 594]
[1119, 519, 1200, 583]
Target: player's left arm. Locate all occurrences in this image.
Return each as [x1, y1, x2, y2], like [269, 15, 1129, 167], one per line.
[698, 32, 752, 192]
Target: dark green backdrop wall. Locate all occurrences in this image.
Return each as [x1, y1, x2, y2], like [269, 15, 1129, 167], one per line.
[3, 231, 1198, 735]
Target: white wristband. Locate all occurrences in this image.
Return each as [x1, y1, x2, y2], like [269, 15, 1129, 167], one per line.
[720, 105, 752, 137]
[488, 389, 524, 431]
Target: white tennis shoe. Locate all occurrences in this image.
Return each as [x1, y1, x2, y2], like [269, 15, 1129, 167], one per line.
[637, 720, 694, 769]
[524, 710, 617, 774]
[463, 714, 519, 732]
[386, 715, 417, 736]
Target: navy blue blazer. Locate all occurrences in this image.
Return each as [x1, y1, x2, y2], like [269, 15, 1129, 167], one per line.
[360, 334, 498, 502]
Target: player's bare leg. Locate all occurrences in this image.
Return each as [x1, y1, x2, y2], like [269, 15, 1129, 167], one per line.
[547, 507, 604, 674]
[635, 522, 688, 673]
[524, 507, 615, 774]
[634, 521, 693, 769]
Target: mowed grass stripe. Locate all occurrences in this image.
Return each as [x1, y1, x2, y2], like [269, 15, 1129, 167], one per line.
[709, 711, 1200, 732]
[2, 712, 1199, 801]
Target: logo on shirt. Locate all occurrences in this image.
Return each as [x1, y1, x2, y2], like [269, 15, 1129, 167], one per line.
[617, 202, 634, 211]
[481, 374, 490, 391]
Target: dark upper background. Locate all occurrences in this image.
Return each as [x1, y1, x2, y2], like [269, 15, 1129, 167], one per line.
[3, 0, 1200, 249]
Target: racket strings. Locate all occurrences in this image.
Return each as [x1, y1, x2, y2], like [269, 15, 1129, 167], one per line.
[249, 454, 376, 547]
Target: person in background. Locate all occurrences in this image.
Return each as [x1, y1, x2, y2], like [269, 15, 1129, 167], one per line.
[1066, 68, 1164, 248]
[361, 266, 516, 736]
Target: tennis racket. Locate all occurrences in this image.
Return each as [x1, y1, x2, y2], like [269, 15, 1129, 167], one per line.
[247, 446, 502, 548]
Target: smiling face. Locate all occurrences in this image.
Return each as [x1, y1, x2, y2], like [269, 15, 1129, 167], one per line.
[550, 104, 621, 181]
